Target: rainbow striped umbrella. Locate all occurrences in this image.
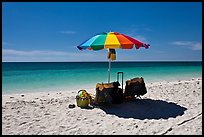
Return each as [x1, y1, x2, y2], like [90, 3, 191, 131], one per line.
[77, 32, 150, 50]
[77, 32, 150, 83]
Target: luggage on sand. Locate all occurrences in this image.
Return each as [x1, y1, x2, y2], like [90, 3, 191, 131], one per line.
[109, 87, 123, 104]
[124, 77, 147, 98]
[94, 72, 124, 104]
[109, 72, 124, 104]
[93, 73, 147, 106]
[94, 82, 114, 104]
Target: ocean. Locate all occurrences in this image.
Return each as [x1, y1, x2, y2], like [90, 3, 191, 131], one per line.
[2, 61, 202, 94]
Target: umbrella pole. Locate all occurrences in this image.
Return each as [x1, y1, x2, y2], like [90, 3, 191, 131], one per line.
[108, 58, 111, 83]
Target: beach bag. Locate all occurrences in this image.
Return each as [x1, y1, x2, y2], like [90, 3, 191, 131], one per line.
[94, 81, 122, 104]
[107, 49, 116, 60]
[124, 77, 147, 98]
[94, 83, 113, 104]
[76, 90, 91, 108]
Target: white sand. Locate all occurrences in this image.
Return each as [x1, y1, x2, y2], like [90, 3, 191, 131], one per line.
[2, 77, 202, 135]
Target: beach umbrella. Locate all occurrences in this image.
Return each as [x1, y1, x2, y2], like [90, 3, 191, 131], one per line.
[77, 32, 150, 83]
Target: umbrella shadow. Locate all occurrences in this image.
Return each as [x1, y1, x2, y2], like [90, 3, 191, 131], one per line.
[99, 98, 187, 120]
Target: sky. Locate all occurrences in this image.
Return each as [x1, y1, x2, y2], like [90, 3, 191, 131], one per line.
[2, 2, 202, 62]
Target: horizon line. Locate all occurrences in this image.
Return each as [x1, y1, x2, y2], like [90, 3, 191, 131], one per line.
[2, 60, 202, 63]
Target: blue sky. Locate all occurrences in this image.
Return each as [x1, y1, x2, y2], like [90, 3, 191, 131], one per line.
[2, 2, 202, 62]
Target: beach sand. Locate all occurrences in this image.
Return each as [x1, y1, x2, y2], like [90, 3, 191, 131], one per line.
[2, 77, 202, 135]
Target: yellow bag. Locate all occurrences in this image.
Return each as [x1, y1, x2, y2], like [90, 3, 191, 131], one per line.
[110, 53, 116, 60]
[76, 96, 90, 107]
[107, 49, 116, 61]
[76, 90, 91, 107]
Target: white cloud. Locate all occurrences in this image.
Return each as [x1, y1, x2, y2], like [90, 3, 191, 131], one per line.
[3, 49, 70, 56]
[134, 35, 148, 43]
[2, 41, 14, 46]
[171, 41, 202, 51]
[58, 30, 77, 34]
[126, 32, 149, 44]
[2, 49, 107, 62]
[191, 43, 202, 50]
[123, 25, 150, 43]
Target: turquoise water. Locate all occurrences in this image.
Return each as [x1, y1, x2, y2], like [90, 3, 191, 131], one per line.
[2, 62, 202, 94]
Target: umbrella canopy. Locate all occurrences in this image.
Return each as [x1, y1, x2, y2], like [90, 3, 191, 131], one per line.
[77, 31, 150, 83]
[77, 32, 150, 51]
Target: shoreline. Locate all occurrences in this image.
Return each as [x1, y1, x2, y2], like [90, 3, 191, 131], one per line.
[2, 77, 202, 135]
[2, 76, 202, 95]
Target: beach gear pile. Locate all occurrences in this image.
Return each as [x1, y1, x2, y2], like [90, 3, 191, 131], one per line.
[76, 72, 147, 108]
[93, 75, 147, 105]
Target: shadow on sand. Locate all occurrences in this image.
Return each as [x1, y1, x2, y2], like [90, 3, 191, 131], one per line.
[99, 98, 187, 120]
